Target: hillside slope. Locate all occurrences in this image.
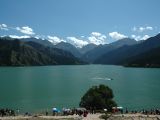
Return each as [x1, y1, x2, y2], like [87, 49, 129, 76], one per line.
[0, 39, 83, 66]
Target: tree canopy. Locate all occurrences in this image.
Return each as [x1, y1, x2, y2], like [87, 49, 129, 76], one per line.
[79, 84, 117, 111]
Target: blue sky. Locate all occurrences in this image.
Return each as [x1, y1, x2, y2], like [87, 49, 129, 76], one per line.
[0, 0, 160, 47]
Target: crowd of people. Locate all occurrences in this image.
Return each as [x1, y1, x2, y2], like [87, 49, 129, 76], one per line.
[124, 108, 160, 115]
[0, 107, 160, 117]
[0, 108, 15, 117]
[52, 107, 89, 117]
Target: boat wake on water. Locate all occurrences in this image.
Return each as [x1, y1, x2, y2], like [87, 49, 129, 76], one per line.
[92, 77, 113, 81]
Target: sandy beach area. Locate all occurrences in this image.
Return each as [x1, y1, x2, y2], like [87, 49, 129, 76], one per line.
[0, 113, 160, 120]
[0, 113, 103, 120]
[108, 114, 160, 120]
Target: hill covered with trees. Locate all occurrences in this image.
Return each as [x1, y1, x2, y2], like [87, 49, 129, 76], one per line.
[0, 39, 84, 66]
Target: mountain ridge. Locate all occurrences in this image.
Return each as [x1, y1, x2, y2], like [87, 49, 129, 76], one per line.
[94, 33, 160, 66]
[1, 34, 160, 67]
[0, 39, 84, 66]
[81, 38, 137, 63]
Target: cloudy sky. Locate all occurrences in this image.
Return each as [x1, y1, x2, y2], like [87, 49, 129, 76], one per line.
[0, 0, 160, 47]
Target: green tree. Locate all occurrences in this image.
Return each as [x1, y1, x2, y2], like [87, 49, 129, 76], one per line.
[79, 84, 117, 111]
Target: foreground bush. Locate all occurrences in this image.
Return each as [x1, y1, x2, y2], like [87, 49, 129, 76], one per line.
[79, 84, 117, 111]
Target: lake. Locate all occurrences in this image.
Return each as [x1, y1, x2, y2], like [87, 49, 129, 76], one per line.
[0, 65, 160, 113]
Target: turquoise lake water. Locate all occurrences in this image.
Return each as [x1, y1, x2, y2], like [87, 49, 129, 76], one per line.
[0, 65, 160, 112]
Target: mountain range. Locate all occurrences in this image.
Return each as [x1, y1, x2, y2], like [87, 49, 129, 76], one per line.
[1, 33, 160, 67]
[81, 38, 137, 62]
[0, 38, 84, 66]
[94, 33, 160, 67]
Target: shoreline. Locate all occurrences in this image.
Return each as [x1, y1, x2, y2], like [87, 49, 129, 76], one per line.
[0, 113, 103, 120]
[0, 113, 160, 120]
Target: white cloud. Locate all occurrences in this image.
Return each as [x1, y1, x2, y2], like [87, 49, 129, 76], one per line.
[88, 32, 106, 45]
[0, 24, 37, 35]
[35, 35, 46, 40]
[48, 36, 66, 45]
[81, 36, 85, 38]
[91, 32, 102, 37]
[66, 32, 106, 47]
[146, 26, 153, 30]
[88, 32, 107, 45]
[9, 35, 31, 39]
[141, 35, 150, 40]
[2, 24, 7, 28]
[16, 26, 35, 35]
[132, 26, 153, 32]
[67, 37, 88, 48]
[34, 36, 40, 39]
[131, 34, 150, 40]
[0, 24, 8, 30]
[0, 35, 7, 37]
[131, 35, 141, 41]
[139, 27, 146, 32]
[109, 32, 127, 40]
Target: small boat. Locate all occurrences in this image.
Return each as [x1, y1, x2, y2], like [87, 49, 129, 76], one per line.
[104, 77, 113, 81]
[92, 77, 113, 81]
